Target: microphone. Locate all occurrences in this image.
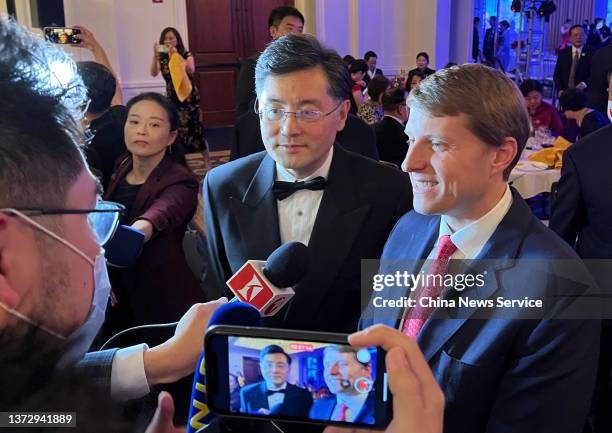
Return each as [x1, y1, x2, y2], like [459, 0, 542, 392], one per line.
[226, 242, 310, 317]
[104, 224, 145, 267]
[187, 302, 261, 433]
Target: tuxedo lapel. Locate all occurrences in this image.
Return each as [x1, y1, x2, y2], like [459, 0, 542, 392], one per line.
[283, 147, 371, 321]
[229, 154, 281, 260]
[417, 188, 531, 361]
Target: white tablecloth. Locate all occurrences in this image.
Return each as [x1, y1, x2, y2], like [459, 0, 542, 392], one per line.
[509, 149, 561, 198]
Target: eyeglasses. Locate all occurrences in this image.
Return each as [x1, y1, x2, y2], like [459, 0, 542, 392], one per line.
[263, 361, 289, 370]
[2, 199, 125, 245]
[254, 99, 344, 123]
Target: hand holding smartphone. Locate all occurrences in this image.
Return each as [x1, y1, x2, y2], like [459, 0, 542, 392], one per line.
[204, 326, 393, 429]
[156, 44, 170, 54]
[43, 27, 81, 45]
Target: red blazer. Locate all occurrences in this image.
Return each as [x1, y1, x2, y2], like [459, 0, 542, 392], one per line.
[104, 154, 203, 327]
[531, 101, 564, 137]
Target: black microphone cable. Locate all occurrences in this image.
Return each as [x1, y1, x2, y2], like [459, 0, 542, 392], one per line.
[99, 321, 179, 350]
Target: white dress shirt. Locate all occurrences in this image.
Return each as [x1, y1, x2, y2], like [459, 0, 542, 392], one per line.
[276, 147, 334, 245]
[110, 344, 150, 400]
[571, 46, 587, 88]
[367, 69, 376, 80]
[267, 382, 287, 409]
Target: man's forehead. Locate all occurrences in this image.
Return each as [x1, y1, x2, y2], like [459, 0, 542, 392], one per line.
[65, 169, 99, 207]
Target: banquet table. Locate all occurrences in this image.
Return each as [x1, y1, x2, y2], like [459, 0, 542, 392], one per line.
[508, 148, 561, 199]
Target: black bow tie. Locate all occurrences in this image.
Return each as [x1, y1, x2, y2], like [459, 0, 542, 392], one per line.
[266, 389, 287, 396]
[272, 176, 327, 200]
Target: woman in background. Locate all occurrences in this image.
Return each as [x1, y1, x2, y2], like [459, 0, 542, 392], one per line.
[358, 75, 390, 125]
[349, 59, 368, 113]
[520, 79, 564, 137]
[150, 27, 205, 158]
[104, 92, 203, 334]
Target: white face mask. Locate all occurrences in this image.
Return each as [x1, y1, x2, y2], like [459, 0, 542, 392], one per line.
[607, 100, 612, 123]
[0, 209, 111, 367]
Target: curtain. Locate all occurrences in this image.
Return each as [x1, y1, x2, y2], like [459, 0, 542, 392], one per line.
[546, 0, 594, 51]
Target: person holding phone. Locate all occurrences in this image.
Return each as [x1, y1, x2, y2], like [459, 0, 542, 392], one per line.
[150, 27, 205, 159]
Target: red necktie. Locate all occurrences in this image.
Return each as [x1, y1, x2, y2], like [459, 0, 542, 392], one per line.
[337, 403, 348, 421]
[402, 235, 457, 337]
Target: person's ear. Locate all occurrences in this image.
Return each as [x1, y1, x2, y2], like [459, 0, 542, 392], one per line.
[167, 130, 178, 147]
[269, 25, 278, 39]
[335, 100, 351, 132]
[492, 137, 518, 178]
[0, 215, 23, 312]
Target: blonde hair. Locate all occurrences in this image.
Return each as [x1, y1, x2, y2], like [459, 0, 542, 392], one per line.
[409, 64, 529, 179]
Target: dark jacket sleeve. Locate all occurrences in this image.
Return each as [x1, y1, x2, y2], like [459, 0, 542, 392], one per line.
[138, 175, 198, 233]
[78, 349, 119, 394]
[553, 51, 564, 91]
[549, 150, 584, 249]
[235, 57, 257, 117]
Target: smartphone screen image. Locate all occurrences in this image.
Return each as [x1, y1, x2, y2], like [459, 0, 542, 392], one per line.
[205, 326, 392, 428]
[44, 27, 81, 45]
[157, 44, 169, 53]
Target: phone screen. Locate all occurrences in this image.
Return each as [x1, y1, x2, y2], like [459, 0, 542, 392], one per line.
[205, 327, 391, 428]
[44, 27, 81, 45]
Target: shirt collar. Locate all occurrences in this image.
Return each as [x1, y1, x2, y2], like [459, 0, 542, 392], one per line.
[439, 185, 513, 259]
[336, 391, 369, 412]
[276, 146, 334, 182]
[384, 114, 405, 126]
[367, 69, 375, 79]
[267, 381, 288, 391]
[572, 46, 582, 56]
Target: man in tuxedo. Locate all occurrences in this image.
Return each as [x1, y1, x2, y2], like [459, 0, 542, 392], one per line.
[363, 50, 384, 84]
[235, 6, 304, 117]
[374, 87, 409, 168]
[587, 45, 612, 115]
[230, 110, 379, 161]
[204, 34, 412, 334]
[554, 25, 592, 97]
[360, 64, 600, 433]
[310, 345, 375, 424]
[0, 18, 224, 431]
[240, 345, 312, 416]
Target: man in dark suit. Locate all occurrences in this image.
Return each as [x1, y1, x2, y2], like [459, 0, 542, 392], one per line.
[407, 52, 436, 84]
[483, 16, 498, 65]
[204, 34, 412, 335]
[230, 110, 379, 161]
[587, 45, 612, 115]
[554, 25, 592, 97]
[235, 7, 304, 117]
[374, 87, 409, 168]
[240, 345, 312, 416]
[363, 50, 384, 84]
[360, 64, 600, 433]
[309, 345, 375, 424]
[0, 18, 224, 431]
[472, 17, 481, 62]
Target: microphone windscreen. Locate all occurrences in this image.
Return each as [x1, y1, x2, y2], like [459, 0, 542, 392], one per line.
[262, 242, 310, 288]
[208, 301, 262, 328]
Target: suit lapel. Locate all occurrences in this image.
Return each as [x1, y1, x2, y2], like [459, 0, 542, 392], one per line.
[229, 154, 281, 260]
[283, 147, 371, 320]
[417, 188, 531, 361]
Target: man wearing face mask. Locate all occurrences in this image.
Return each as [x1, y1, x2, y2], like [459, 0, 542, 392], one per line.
[0, 18, 225, 430]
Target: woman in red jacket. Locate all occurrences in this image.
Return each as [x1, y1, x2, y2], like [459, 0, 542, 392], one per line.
[520, 79, 565, 137]
[103, 92, 203, 333]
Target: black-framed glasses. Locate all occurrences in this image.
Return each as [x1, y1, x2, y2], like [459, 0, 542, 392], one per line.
[1, 200, 125, 245]
[254, 98, 344, 123]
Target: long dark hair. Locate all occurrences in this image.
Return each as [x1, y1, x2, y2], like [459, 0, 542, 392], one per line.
[158, 27, 187, 57]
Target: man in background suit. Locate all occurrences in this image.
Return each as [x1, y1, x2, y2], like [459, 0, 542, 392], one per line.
[310, 345, 375, 424]
[587, 45, 612, 116]
[374, 87, 409, 168]
[363, 50, 384, 84]
[483, 16, 498, 65]
[230, 110, 379, 161]
[235, 6, 304, 117]
[204, 34, 412, 335]
[360, 64, 600, 433]
[240, 345, 312, 416]
[0, 18, 224, 431]
[554, 25, 592, 97]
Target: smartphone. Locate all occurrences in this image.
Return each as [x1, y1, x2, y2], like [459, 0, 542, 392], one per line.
[157, 44, 169, 53]
[205, 326, 392, 429]
[43, 27, 81, 45]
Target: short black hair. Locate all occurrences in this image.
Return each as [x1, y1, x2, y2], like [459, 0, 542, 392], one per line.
[268, 6, 304, 28]
[364, 50, 377, 61]
[367, 75, 390, 101]
[0, 18, 87, 209]
[77, 61, 115, 115]
[255, 34, 352, 102]
[260, 344, 291, 365]
[601, 26, 611, 38]
[474, 17, 481, 24]
[382, 87, 406, 111]
[519, 79, 543, 96]
[416, 52, 430, 62]
[500, 20, 510, 29]
[559, 88, 587, 112]
[342, 54, 356, 67]
[126, 92, 179, 131]
[569, 24, 585, 35]
[349, 59, 368, 74]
